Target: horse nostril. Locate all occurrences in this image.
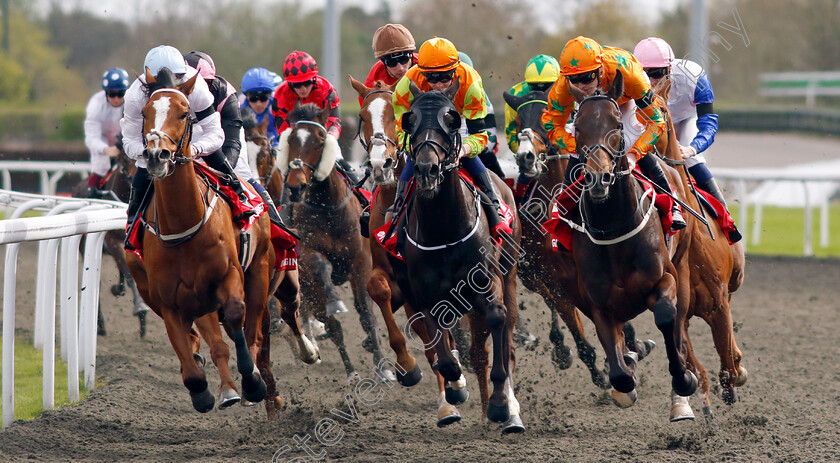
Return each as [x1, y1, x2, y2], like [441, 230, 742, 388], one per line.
[160, 150, 171, 160]
[525, 152, 535, 163]
[429, 165, 440, 178]
[383, 158, 393, 169]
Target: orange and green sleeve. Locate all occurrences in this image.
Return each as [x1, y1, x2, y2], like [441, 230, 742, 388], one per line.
[540, 76, 576, 154]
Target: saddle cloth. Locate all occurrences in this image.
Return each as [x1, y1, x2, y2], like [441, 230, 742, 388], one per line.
[126, 164, 297, 271]
[374, 170, 515, 262]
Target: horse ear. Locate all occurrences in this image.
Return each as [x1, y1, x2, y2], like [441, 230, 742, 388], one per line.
[446, 109, 461, 132]
[144, 67, 156, 84]
[502, 91, 527, 110]
[401, 111, 415, 134]
[408, 79, 422, 99]
[349, 74, 368, 98]
[608, 70, 624, 101]
[179, 71, 199, 95]
[259, 111, 269, 131]
[294, 99, 302, 110]
[569, 80, 587, 103]
[443, 75, 460, 101]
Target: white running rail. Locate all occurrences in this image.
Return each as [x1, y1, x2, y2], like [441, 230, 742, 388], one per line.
[0, 189, 126, 428]
[0, 161, 91, 196]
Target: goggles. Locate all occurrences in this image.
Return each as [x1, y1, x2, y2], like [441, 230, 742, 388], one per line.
[567, 71, 598, 85]
[248, 92, 270, 103]
[289, 79, 316, 89]
[381, 51, 412, 68]
[644, 67, 669, 79]
[423, 70, 455, 84]
[106, 91, 126, 99]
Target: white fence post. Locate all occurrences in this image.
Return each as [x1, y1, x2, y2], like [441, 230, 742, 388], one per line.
[0, 189, 126, 428]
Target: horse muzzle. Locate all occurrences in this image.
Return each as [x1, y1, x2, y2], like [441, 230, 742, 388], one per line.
[583, 171, 611, 201]
[414, 161, 441, 195]
[516, 150, 539, 178]
[144, 148, 172, 178]
[287, 183, 306, 203]
[369, 157, 397, 185]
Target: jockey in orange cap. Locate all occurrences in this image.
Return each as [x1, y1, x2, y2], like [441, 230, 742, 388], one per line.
[392, 37, 506, 235]
[542, 36, 686, 231]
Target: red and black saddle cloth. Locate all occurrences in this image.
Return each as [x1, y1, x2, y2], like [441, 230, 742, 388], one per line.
[125, 164, 298, 271]
[374, 170, 515, 262]
[542, 170, 739, 252]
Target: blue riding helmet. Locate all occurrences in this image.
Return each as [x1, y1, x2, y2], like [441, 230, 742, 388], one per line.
[241, 67, 275, 94]
[102, 67, 130, 91]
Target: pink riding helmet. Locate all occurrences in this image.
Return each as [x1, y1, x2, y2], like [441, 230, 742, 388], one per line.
[183, 51, 216, 80]
[633, 37, 674, 68]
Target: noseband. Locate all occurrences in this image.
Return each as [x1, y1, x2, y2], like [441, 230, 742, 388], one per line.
[286, 119, 326, 183]
[143, 88, 196, 174]
[575, 94, 630, 185]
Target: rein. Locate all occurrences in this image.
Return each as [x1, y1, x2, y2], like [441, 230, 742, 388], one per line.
[287, 118, 352, 211]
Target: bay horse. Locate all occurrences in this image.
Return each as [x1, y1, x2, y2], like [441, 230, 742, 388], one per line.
[394, 81, 524, 431]
[502, 88, 657, 390]
[280, 102, 393, 383]
[350, 75, 465, 427]
[653, 92, 748, 428]
[559, 73, 698, 406]
[72, 145, 150, 337]
[125, 68, 316, 418]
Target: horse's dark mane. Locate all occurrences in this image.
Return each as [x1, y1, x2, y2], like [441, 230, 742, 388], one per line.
[143, 68, 177, 97]
[289, 103, 322, 122]
[241, 106, 258, 130]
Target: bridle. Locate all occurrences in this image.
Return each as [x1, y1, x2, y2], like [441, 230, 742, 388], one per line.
[247, 131, 275, 184]
[514, 97, 569, 177]
[142, 88, 196, 176]
[285, 119, 325, 185]
[575, 94, 630, 186]
[357, 89, 401, 175]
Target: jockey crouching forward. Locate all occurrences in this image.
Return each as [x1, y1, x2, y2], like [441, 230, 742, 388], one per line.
[122, 45, 253, 249]
[184, 51, 287, 229]
[392, 37, 508, 236]
[542, 36, 686, 232]
[272, 50, 360, 186]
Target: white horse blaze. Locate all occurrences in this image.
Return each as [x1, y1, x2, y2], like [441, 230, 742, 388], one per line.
[152, 96, 171, 133]
[367, 98, 389, 168]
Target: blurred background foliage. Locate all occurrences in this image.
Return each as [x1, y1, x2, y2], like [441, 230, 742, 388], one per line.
[0, 0, 837, 141]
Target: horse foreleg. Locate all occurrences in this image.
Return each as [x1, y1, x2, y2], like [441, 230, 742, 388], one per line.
[220, 282, 266, 404]
[276, 269, 319, 364]
[194, 313, 240, 410]
[703, 303, 745, 404]
[649, 274, 698, 398]
[161, 309, 214, 412]
[367, 269, 420, 385]
[259, 308, 284, 420]
[483, 298, 510, 424]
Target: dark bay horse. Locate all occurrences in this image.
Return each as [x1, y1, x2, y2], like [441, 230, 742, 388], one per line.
[561, 74, 698, 407]
[502, 88, 656, 390]
[350, 75, 464, 427]
[125, 69, 313, 418]
[654, 94, 748, 428]
[280, 102, 393, 383]
[395, 81, 524, 432]
[72, 148, 149, 337]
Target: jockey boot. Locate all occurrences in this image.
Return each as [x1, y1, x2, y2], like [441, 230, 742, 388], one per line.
[638, 154, 686, 232]
[473, 170, 506, 234]
[700, 178, 728, 210]
[84, 185, 98, 198]
[204, 150, 252, 206]
[124, 168, 153, 250]
[390, 179, 409, 213]
[85, 174, 103, 198]
[336, 156, 361, 187]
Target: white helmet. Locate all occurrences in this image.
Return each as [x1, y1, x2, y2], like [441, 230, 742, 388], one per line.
[144, 45, 187, 76]
[633, 37, 674, 68]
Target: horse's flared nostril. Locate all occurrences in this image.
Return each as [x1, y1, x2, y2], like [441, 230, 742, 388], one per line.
[383, 158, 393, 169]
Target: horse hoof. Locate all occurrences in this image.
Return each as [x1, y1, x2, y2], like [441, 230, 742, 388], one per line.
[721, 387, 738, 405]
[377, 369, 397, 383]
[242, 375, 267, 403]
[486, 402, 510, 424]
[110, 283, 125, 297]
[396, 363, 423, 387]
[298, 336, 320, 365]
[132, 302, 150, 316]
[673, 370, 698, 397]
[702, 406, 721, 435]
[551, 345, 573, 370]
[610, 372, 636, 394]
[190, 389, 215, 413]
[326, 300, 349, 316]
[500, 414, 525, 434]
[592, 370, 610, 390]
[515, 331, 537, 348]
[218, 389, 241, 410]
[735, 365, 748, 387]
[240, 399, 258, 407]
[362, 335, 376, 354]
[309, 318, 329, 340]
[635, 339, 656, 360]
[347, 371, 362, 384]
[610, 388, 637, 408]
[445, 385, 469, 405]
[669, 396, 695, 422]
[436, 404, 461, 428]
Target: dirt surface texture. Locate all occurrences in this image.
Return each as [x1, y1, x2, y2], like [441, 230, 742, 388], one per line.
[1, 240, 839, 462]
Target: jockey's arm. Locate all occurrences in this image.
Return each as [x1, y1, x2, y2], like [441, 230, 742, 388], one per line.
[631, 89, 666, 158]
[541, 81, 577, 154]
[690, 73, 718, 154]
[84, 94, 109, 158]
[120, 81, 146, 164]
[218, 94, 243, 164]
[462, 117, 488, 158]
[504, 99, 520, 152]
[326, 106, 342, 139]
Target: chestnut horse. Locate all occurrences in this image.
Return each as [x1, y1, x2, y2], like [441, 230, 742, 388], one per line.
[125, 69, 315, 417]
[72, 147, 150, 337]
[502, 88, 658, 390]
[350, 76, 466, 427]
[394, 82, 524, 432]
[654, 94, 748, 428]
[279, 102, 393, 383]
[559, 75, 698, 406]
